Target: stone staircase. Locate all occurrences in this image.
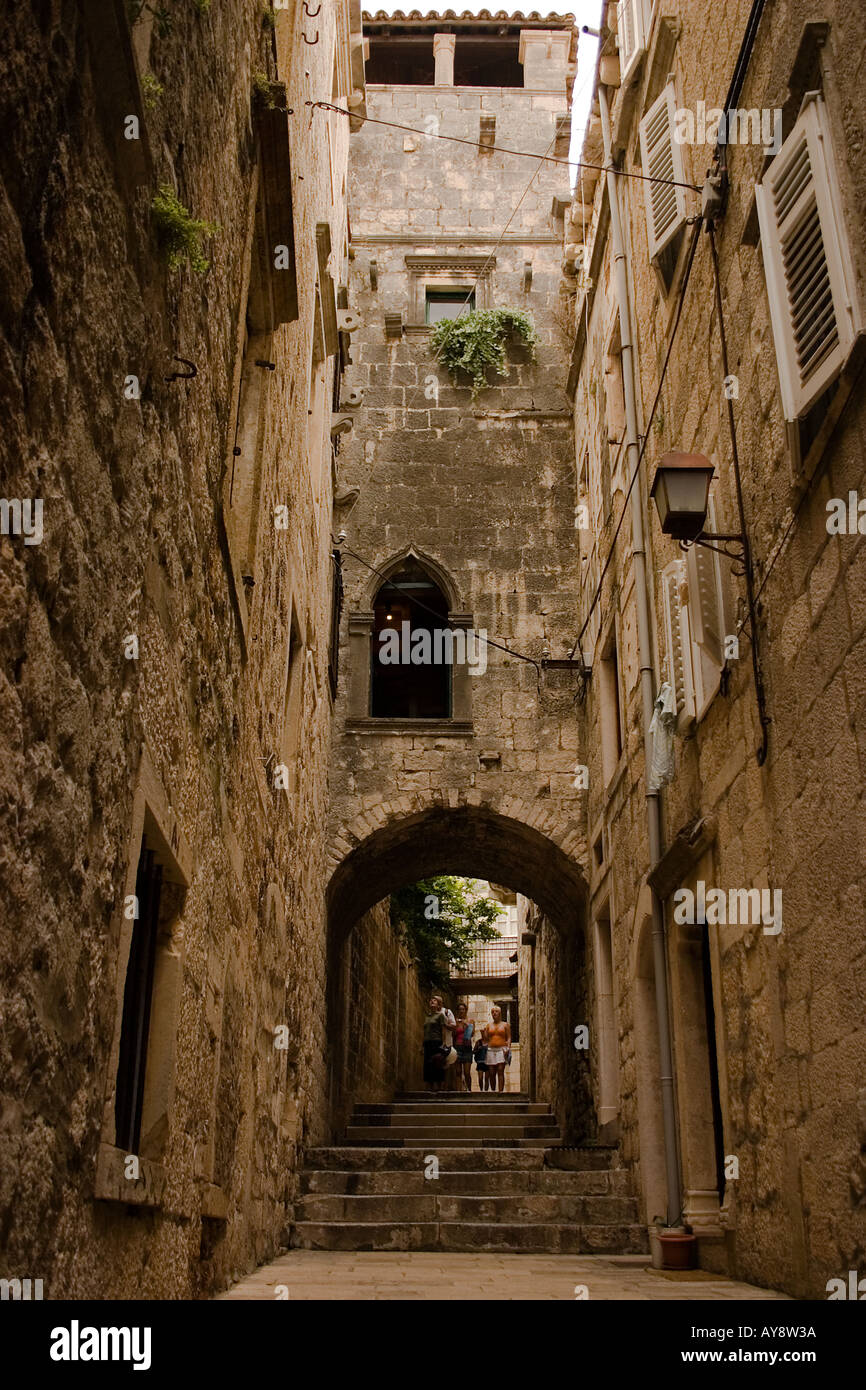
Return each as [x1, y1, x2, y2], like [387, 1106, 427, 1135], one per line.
[289, 1093, 649, 1254]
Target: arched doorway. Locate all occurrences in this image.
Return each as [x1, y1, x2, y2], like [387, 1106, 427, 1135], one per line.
[324, 804, 591, 1141]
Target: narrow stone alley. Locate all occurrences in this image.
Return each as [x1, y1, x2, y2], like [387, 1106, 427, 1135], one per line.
[2, 0, 866, 1348]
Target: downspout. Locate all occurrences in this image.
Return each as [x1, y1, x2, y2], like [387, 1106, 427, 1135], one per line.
[597, 83, 683, 1226]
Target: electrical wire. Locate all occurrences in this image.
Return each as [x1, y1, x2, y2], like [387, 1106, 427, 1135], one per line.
[334, 544, 541, 679]
[307, 101, 703, 194]
[568, 215, 704, 659]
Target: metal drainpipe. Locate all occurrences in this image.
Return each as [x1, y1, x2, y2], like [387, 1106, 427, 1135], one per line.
[597, 83, 682, 1226]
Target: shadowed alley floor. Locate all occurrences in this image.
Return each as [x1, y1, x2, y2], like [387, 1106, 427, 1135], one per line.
[216, 1251, 791, 1301]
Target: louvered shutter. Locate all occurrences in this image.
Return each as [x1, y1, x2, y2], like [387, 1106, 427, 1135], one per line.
[686, 496, 724, 671]
[639, 82, 688, 260]
[756, 93, 863, 420]
[661, 559, 695, 719]
[617, 0, 647, 85]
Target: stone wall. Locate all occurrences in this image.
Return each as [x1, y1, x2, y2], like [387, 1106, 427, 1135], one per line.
[329, 899, 426, 1133]
[568, 0, 866, 1296]
[0, 1, 357, 1298]
[518, 899, 595, 1139]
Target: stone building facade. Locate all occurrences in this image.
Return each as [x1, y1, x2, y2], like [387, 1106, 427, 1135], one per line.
[325, 14, 591, 1099]
[538, 0, 866, 1298]
[0, 0, 369, 1299]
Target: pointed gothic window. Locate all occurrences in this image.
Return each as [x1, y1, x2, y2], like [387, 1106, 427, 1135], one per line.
[371, 559, 452, 719]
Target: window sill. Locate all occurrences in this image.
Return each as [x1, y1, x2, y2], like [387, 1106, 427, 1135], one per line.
[94, 1142, 168, 1210]
[345, 717, 473, 736]
[94, 1144, 227, 1222]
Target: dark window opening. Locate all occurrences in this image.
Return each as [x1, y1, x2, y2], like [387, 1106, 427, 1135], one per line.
[454, 38, 522, 87]
[425, 289, 475, 323]
[610, 642, 623, 760]
[798, 379, 836, 458]
[656, 226, 685, 295]
[115, 839, 162, 1154]
[371, 560, 451, 718]
[365, 38, 435, 85]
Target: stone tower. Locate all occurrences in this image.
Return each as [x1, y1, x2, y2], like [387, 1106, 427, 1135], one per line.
[325, 12, 589, 1135]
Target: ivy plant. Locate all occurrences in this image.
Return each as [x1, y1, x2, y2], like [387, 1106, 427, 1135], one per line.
[141, 72, 164, 111]
[430, 307, 539, 399]
[390, 876, 503, 993]
[152, 185, 219, 274]
[252, 71, 276, 109]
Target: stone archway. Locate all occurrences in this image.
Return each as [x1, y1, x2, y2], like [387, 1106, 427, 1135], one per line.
[327, 792, 587, 927]
[324, 796, 589, 1139]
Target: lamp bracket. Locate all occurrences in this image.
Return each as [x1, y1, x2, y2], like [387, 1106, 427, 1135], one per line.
[680, 530, 747, 576]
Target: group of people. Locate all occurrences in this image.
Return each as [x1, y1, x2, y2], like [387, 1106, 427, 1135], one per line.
[423, 996, 512, 1092]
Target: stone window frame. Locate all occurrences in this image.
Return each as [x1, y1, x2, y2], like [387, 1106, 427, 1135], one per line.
[345, 545, 474, 733]
[404, 254, 495, 328]
[94, 746, 193, 1213]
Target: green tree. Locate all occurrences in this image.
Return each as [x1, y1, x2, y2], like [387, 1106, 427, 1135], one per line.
[390, 876, 503, 993]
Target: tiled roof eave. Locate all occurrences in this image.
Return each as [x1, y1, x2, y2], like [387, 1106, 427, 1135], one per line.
[362, 10, 576, 28]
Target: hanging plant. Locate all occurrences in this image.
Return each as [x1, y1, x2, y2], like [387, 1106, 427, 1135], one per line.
[430, 307, 539, 399]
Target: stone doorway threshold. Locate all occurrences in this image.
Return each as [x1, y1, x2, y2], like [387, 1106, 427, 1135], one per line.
[216, 1251, 790, 1301]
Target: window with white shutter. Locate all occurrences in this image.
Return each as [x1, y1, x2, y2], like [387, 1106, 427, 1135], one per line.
[685, 497, 728, 712]
[756, 93, 864, 421]
[661, 558, 695, 722]
[639, 82, 688, 261]
[617, 0, 647, 86]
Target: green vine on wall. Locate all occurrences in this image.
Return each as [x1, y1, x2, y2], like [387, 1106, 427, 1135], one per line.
[152, 185, 219, 274]
[430, 307, 539, 399]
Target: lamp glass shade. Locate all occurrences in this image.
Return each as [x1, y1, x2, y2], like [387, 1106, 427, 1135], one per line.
[651, 454, 714, 541]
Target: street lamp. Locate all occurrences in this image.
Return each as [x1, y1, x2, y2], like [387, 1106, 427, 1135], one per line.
[649, 451, 770, 766]
[649, 452, 715, 541]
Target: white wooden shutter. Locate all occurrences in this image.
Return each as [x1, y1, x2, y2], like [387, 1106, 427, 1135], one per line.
[756, 93, 863, 420]
[661, 559, 695, 719]
[686, 496, 724, 670]
[639, 82, 688, 260]
[617, 0, 647, 85]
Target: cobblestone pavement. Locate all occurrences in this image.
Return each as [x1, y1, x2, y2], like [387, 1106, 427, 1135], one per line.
[216, 1252, 791, 1301]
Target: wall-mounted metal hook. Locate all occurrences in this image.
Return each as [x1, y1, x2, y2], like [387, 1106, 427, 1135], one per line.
[303, 2, 321, 15]
[164, 356, 197, 382]
[302, 30, 319, 43]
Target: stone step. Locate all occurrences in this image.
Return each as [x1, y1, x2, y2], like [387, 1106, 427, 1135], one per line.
[304, 1147, 559, 1171]
[345, 1124, 561, 1141]
[344, 1130, 563, 1146]
[355, 1103, 552, 1115]
[348, 1139, 567, 1150]
[296, 1193, 640, 1224]
[290, 1221, 649, 1254]
[347, 1114, 559, 1129]
[395, 1092, 532, 1101]
[301, 1168, 632, 1196]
